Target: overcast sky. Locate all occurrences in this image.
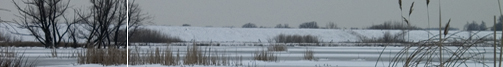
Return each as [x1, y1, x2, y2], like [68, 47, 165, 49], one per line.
[0, 0, 501, 29]
[131, 0, 500, 29]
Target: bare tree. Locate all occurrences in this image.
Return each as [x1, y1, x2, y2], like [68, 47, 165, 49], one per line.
[12, 0, 72, 48]
[128, 0, 151, 41]
[327, 22, 338, 29]
[77, 0, 127, 48]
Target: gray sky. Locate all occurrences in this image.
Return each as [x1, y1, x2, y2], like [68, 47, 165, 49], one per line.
[0, 0, 500, 29]
[0, 0, 91, 23]
[132, 0, 500, 29]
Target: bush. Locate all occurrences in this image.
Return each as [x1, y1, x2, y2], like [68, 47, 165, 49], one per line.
[242, 23, 257, 28]
[299, 21, 319, 29]
[274, 34, 319, 43]
[129, 28, 182, 43]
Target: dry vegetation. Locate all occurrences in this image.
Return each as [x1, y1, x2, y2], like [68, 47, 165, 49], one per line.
[129, 42, 242, 66]
[349, 30, 408, 43]
[274, 34, 319, 43]
[128, 28, 183, 43]
[0, 47, 36, 67]
[267, 44, 287, 51]
[387, 33, 492, 67]
[77, 47, 127, 66]
[380, 0, 495, 67]
[254, 49, 277, 61]
[304, 48, 314, 61]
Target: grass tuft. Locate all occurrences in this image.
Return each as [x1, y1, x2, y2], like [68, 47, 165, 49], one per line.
[267, 44, 287, 51]
[304, 48, 314, 61]
[0, 47, 37, 67]
[254, 49, 277, 61]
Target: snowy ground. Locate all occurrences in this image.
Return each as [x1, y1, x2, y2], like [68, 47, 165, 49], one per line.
[142, 25, 498, 42]
[0, 47, 126, 67]
[128, 46, 495, 67]
[1, 23, 499, 42]
[1, 24, 501, 67]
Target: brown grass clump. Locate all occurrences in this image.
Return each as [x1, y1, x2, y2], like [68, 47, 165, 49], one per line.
[304, 48, 314, 61]
[267, 44, 287, 51]
[77, 47, 127, 65]
[129, 43, 234, 66]
[144, 47, 177, 65]
[254, 49, 277, 61]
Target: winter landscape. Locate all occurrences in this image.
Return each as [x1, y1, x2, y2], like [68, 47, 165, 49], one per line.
[0, 0, 502, 67]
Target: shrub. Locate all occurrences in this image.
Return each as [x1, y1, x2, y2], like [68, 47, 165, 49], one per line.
[274, 34, 319, 43]
[129, 28, 182, 43]
[299, 21, 319, 29]
[242, 23, 257, 28]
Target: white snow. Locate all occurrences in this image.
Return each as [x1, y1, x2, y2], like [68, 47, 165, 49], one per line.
[142, 25, 498, 42]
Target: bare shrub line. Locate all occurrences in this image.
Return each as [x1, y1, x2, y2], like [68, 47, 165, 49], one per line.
[128, 28, 182, 43]
[273, 34, 319, 43]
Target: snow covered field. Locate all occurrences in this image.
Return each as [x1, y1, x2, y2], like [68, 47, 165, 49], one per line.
[0, 47, 127, 67]
[142, 25, 498, 42]
[1, 24, 501, 67]
[0, 23, 498, 42]
[128, 46, 495, 67]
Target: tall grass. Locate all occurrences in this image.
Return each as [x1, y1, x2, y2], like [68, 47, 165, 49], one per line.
[0, 47, 37, 67]
[128, 42, 237, 66]
[375, 0, 493, 67]
[388, 32, 491, 67]
[254, 49, 277, 61]
[77, 47, 127, 65]
[304, 48, 314, 61]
